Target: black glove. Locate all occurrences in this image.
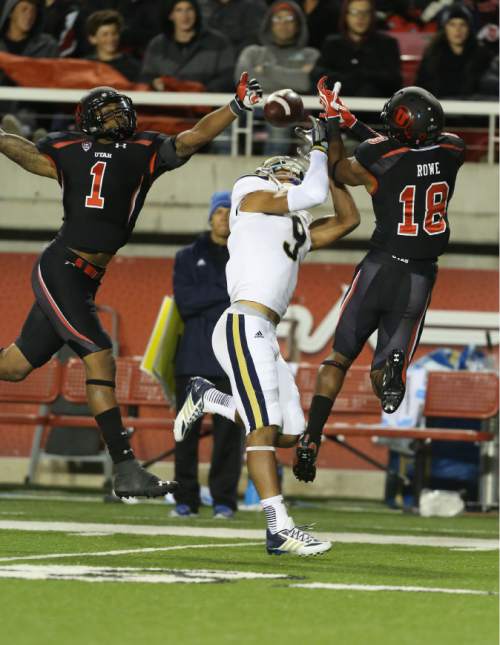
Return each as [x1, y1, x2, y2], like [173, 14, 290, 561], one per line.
[293, 434, 319, 483]
[294, 116, 328, 157]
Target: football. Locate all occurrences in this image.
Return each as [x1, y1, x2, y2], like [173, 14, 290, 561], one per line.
[263, 89, 305, 127]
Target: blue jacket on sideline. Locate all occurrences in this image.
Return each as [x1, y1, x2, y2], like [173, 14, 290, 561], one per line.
[173, 232, 230, 378]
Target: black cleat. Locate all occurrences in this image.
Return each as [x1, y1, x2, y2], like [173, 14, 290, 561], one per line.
[381, 349, 406, 414]
[293, 434, 318, 483]
[113, 459, 178, 498]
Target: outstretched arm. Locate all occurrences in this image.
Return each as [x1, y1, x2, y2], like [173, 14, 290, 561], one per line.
[309, 179, 360, 249]
[174, 72, 262, 158]
[0, 130, 57, 180]
[316, 77, 377, 193]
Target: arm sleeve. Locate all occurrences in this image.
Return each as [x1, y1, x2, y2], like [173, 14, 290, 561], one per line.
[151, 135, 190, 179]
[287, 150, 329, 211]
[349, 120, 379, 142]
[173, 251, 230, 319]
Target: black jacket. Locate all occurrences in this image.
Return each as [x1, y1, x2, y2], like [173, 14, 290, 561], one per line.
[311, 31, 402, 97]
[173, 232, 230, 378]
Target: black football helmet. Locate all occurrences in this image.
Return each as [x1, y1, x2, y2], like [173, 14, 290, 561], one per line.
[381, 86, 444, 147]
[75, 86, 137, 141]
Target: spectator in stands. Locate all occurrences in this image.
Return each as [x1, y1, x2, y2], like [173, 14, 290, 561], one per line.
[85, 10, 141, 82]
[205, 0, 267, 56]
[60, 1, 163, 59]
[236, 1, 319, 95]
[141, 0, 235, 92]
[298, 0, 339, 49]
[0, 0, 58, 62]
[478, 54, 499, 97]
[416, 3, 492, 99]
[310, 0, 401, 97]
[43, 0, 78, 48]
[171, 191, 243, 519]
[0, 1, 58, 139]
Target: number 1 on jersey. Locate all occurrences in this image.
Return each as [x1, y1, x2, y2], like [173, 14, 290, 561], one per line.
[85, 161, 107, 209]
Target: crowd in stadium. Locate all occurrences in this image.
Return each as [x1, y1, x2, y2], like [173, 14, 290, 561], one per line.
[0, 0, 497, 97]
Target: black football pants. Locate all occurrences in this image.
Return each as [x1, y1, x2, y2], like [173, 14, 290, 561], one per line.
[174, 375, 243, 512]
[16, 239, 112, 367]
[333, 249, 437, 371]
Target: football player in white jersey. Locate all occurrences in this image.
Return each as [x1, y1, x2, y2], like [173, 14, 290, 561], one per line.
[174, 111, 359, 556]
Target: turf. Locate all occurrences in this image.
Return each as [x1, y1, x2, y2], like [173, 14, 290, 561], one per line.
[0, 493, 497, 645]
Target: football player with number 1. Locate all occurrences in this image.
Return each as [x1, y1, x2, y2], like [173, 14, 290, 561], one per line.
[0, 73, 263, 499]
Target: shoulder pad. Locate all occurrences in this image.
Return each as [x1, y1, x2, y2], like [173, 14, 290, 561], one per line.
[437, 132, 466, 156]
[132, 131, 160, 142]
[237, 174, 269, 182]
[40, 131, 80, 145]
[355, 136, 410, 176]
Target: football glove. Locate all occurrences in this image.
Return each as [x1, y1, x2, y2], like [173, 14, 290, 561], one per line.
[295, 116, 328, 157]
[335, 96, 357, 129]
[292, 433, 319, 483]
[317, 76, 342, 121]
[230, 72, 263, 116]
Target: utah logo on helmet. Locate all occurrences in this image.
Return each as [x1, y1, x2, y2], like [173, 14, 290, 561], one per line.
[381, 87, 444, 147]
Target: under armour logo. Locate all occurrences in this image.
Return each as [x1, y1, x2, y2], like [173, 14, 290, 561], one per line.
[254, 331, 264, 339]
[196, 259, 206, 267]
[115, 143, 127, 149]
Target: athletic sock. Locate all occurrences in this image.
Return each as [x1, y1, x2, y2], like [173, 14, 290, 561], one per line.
[95, 406, 134, 464]
[261, 494, 290, 534]
[306, 395, 334, 445]
[203, 387, 236, 421]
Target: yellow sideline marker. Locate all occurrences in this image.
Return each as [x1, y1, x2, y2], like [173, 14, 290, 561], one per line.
[140, 295, 184, 405]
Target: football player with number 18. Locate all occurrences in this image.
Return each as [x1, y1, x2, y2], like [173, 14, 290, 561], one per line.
[293, 79, 466, 484]
[0, 73, 263, 499]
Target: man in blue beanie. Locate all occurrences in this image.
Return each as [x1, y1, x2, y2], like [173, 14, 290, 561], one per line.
[171, 190, 242, 518]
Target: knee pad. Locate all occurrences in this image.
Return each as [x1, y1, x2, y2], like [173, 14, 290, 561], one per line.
[322, 359, 348, 373]
[86, 379, 115, 388]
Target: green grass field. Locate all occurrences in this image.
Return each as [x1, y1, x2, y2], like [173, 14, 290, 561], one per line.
[0, 492, 497, 645]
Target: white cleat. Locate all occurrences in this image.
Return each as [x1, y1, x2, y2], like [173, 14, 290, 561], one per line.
[173, 376, 214, 442]
[266, 518, 332, 557]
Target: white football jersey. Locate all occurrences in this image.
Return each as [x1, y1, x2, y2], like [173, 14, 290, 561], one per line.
[226, 174, 312, 319]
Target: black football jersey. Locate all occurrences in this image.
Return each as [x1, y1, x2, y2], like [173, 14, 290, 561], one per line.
[37, 130, 189, 253]
[354, 132, 465, 260]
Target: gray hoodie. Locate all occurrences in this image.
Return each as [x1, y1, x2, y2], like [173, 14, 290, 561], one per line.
[235, 0, 319, 94]
[0, 0, 58, 58]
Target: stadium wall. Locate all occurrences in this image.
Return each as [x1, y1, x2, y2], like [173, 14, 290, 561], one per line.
[0, 252, 497, 497]
[0, 156, 498, 245]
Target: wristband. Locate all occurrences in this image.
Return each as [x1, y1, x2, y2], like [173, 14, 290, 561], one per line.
[326, 117, 341, 140]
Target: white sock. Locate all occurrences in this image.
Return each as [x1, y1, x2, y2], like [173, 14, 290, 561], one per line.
[203, 387, 236, 422]
[261, 494, 290, 534]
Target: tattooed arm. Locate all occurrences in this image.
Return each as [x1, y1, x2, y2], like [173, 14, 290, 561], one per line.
[0, 130, 58, 180]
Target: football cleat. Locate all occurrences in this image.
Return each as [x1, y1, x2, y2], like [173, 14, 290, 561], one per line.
[381, 349, 406, 414]
[113, 459, 178, 498]
[174, 376, 214, 442]
[266, 519, 332, 557]
[293, 434, 318, 483]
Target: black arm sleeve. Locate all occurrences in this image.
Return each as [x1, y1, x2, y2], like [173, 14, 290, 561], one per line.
[152, 135, 190, 180]
[349, 120, 379, 142]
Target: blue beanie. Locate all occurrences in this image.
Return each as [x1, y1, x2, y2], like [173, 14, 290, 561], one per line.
[208, 191, 231, 222]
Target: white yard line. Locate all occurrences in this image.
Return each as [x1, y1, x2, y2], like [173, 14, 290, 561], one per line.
[0, 542, 262, 563]
[0, 520, 497, 550]
[291, 583, 497, 596]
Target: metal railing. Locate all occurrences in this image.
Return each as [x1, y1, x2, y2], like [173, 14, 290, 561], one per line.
[0, 87, 498, 162]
